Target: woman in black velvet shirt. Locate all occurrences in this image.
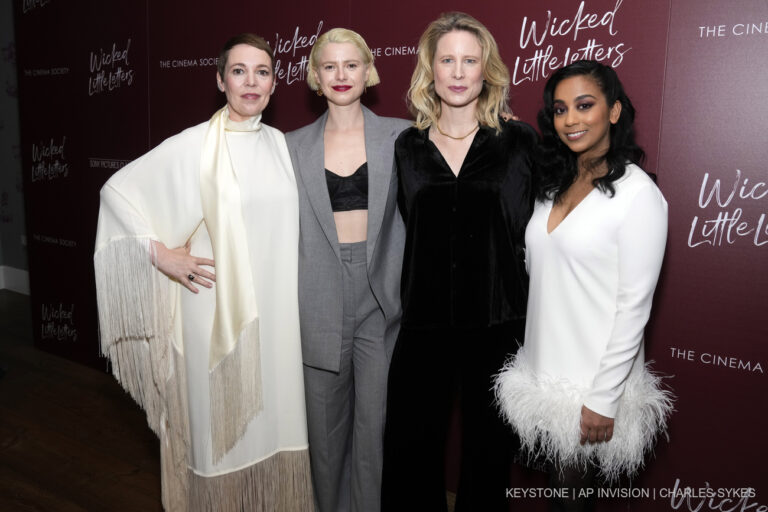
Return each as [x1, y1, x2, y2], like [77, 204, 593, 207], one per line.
[381, 12, 537, 512]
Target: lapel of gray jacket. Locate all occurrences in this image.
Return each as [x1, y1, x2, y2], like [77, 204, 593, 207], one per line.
[363, 106, 389, 266]
[297, 111, 341, 261]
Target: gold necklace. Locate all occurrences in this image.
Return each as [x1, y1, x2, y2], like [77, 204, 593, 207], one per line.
[435, 121, 479, 140]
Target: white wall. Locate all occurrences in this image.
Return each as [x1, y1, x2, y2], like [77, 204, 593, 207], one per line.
[1, 1, 29, 293]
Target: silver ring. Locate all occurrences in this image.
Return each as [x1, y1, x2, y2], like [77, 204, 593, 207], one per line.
[188, 274, 195, 281]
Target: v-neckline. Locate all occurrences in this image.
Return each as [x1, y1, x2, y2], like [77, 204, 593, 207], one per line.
[427, 128, 480, 179]
[546, 187, 596, 235]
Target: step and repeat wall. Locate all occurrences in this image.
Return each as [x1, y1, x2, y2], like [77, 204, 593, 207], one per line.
[14, 0, 767, 510]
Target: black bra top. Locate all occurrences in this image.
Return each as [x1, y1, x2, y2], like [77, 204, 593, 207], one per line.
[325, 162, 368, 212]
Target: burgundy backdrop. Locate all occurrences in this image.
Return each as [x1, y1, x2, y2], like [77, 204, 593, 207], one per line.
[14, 0, 767, 510]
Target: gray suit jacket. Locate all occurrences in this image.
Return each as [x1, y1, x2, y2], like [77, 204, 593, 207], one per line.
[285, 106, 410, 372]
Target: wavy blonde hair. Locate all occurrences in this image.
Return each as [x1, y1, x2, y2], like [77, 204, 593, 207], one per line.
[408, 12, 509, 133]
[307, 28, 381, 91]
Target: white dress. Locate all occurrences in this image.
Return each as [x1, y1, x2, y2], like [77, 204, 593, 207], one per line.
[495, 164, 674, 481]
[94, 115, 313, 511]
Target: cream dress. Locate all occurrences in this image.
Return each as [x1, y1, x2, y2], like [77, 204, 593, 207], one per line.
[94, 113, 314, 511]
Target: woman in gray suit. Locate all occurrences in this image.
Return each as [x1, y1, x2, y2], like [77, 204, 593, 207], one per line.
[285, 28, 409, 512]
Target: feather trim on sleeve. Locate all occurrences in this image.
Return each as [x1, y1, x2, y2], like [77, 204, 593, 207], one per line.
[494, 348, 674, 482]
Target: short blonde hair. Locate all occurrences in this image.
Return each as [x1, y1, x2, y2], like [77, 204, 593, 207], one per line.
[408, 12, 510, 133]
[307, 28, 381, 91]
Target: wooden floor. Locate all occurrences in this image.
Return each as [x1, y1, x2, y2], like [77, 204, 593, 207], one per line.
[0, 290, 463, 512]
[0, 290, 162, 511]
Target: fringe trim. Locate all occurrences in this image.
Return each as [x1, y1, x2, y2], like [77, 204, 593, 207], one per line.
[160, 347, 192, 512]
[96, 238, 289, 509]
[493, 349, 674, 482]
[95, 237, 172, 435]
[95, 237, 169, 343]
[210, 318, 263, 464]
[188, 449, 315, 512]
[95, 238, 194, 511]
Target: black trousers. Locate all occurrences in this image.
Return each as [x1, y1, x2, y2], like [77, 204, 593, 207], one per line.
[381, 321, 523, 512]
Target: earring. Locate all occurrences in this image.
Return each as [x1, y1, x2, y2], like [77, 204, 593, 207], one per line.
[316, 89, 323, 97]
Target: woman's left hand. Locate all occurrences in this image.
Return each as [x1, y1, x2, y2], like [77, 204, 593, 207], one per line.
[579, 405, 614, 444]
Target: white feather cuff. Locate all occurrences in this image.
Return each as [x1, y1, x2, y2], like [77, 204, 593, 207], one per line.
[493, 348, 674, 482]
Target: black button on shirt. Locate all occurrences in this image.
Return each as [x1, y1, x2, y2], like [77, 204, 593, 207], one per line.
[396, 121, 537, 329]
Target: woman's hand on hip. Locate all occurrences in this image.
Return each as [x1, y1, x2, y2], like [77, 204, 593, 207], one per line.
[579, 405, 614, 445]
[151, 240, 216, 293]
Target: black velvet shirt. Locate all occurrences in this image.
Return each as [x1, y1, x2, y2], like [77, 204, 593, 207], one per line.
[396, 121, 537, 329]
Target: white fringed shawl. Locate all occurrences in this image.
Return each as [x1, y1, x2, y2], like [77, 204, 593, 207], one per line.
[94, 110, 313, 511]
[95, 108, 263, 463]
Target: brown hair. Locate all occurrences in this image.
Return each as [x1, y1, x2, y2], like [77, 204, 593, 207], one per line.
[217, 33, 274, 78]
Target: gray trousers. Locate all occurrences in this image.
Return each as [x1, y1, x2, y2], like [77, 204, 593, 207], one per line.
[303, 241, 389, 512]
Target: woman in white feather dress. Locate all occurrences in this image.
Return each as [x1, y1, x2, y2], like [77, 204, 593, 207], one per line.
[495, 60, 673, 511]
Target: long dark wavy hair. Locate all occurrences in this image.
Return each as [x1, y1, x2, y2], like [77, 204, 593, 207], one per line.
[536, 60, 645, 202]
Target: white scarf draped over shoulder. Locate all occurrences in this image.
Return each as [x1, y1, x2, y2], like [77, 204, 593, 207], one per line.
[94, 107, 266, 464]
